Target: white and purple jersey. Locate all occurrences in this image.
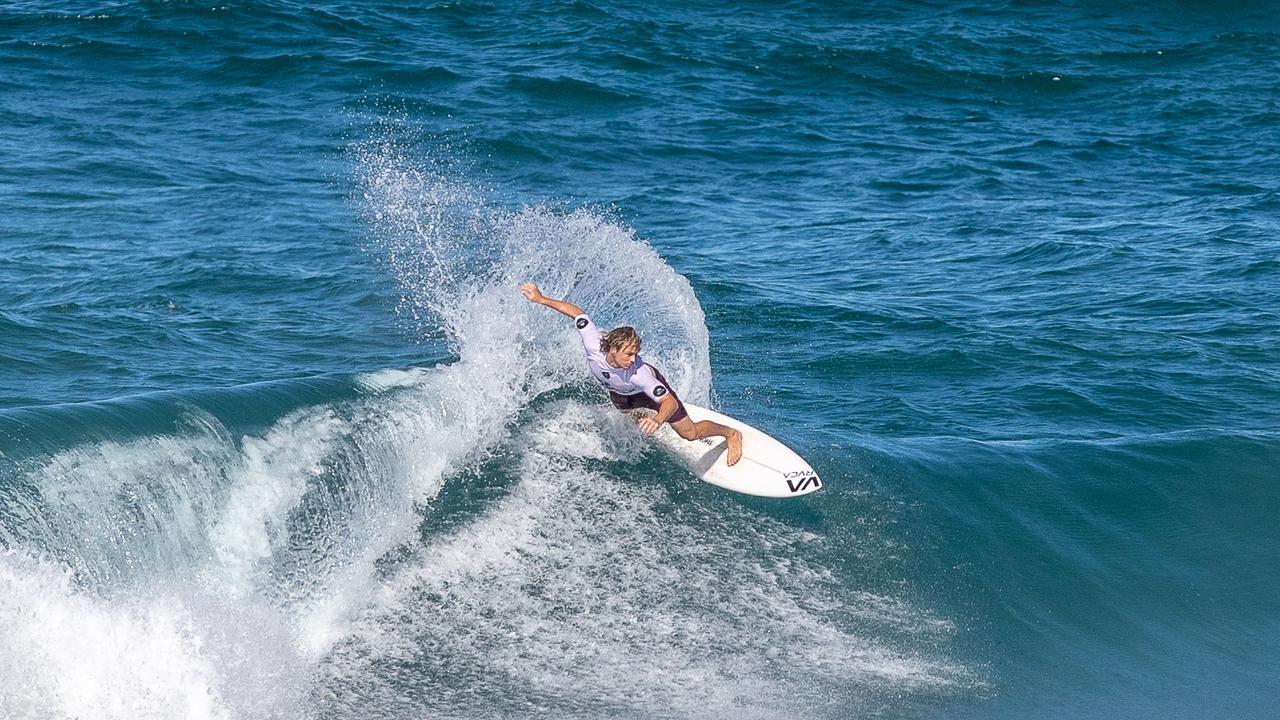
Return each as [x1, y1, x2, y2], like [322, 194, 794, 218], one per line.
[574, 314, 674, 403]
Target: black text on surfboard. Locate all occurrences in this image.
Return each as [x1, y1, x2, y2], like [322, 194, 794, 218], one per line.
[784, 471, 821, 494]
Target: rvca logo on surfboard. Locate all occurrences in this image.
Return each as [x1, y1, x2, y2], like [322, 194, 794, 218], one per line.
[783, 471, 821, 493]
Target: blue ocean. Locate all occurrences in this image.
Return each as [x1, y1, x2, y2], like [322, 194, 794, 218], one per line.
[1, 1, 1277, 717]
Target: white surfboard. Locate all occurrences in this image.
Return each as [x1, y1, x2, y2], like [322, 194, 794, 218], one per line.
[647, 403, 822, 498]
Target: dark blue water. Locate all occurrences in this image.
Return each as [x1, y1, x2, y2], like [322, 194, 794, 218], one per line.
[2, 2, 1277, 718]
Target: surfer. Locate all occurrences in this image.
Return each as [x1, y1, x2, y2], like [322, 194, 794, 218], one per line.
[520, 282, 743, 466]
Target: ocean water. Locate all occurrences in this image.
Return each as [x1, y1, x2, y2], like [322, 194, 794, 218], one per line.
[1, 1, 1277, 718]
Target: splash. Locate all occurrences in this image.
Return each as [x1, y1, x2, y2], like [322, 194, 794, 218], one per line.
[0, 549, 306, 720]
[351, 130, 713, 403]
[314, 401, 973, 718]
[0, 128, 970, 719]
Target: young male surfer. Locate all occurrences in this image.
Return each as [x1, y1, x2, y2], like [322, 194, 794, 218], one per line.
[520, 282, 743, 465]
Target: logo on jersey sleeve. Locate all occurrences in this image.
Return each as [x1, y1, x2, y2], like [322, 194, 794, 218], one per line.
[576, 318, 589, 329]
[653, 386, 667, 397]
[602, 371, 610, 378]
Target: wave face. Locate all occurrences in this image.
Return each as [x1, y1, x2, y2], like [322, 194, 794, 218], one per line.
[2, 1, 1279, 718]
[0, 136, 970, 718]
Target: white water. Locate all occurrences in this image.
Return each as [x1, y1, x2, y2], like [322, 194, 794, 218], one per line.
[317, 400, 968, 719]
[0, 137, 970, 719]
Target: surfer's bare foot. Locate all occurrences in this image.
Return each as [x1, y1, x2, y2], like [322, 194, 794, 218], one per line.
[726, 429, 743, 466]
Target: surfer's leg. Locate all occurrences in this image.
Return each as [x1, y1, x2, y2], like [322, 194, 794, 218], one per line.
[670, 418, 743, 466]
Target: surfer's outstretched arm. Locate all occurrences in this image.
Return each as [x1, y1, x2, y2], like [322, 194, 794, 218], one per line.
[520, 282, 584, 318]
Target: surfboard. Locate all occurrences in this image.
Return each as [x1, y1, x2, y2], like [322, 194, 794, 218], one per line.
[647, 403, 822, 498]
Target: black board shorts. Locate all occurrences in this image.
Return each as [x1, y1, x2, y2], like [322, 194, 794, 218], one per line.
[607, 366, 688, 423]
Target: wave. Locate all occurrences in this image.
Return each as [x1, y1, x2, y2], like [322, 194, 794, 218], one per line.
[0, 131, 972, 718]
[0, 548, 309, 720]
[313, 400, 972, 719]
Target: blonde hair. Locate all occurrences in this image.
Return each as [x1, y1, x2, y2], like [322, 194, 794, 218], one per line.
[601, 326, 641, 353]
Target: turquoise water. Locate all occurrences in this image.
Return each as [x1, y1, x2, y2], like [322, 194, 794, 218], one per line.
[2, 1, 1278, 717]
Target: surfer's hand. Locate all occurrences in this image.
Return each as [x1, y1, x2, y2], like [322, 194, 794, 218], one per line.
[638, 416, 660, 435]
[519, 282, 544, 304]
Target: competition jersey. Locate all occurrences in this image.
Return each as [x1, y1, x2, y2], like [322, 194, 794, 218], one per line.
[574, 314, 673, 402]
